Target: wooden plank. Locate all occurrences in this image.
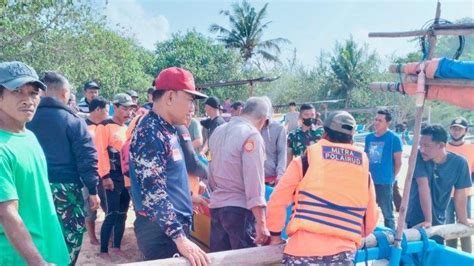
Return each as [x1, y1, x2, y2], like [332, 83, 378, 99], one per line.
[123, 224, 474, 266]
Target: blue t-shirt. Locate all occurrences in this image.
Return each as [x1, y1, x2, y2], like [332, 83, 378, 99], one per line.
[364, 130, 402, 184]
[406, 152, 471, 227]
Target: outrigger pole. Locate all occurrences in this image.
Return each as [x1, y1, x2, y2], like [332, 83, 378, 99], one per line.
[368, 2, 441, 265]
[196, 76, 280, 97]
[196, 76, 280, 89]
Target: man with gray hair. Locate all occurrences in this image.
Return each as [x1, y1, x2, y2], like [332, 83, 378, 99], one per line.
[27, 71, 99, 264]
[208, 96, 271, 252]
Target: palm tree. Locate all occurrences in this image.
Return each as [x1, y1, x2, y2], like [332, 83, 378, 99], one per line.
[330, 36, 376, 108]
[209, 1, 290, 64]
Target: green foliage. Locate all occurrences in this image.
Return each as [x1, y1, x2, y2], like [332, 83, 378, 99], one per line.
[1, 0, 154, 101]
[153, 31, 249, 101]
[209, 0, 290, 65]
[328, 36, 379, 108]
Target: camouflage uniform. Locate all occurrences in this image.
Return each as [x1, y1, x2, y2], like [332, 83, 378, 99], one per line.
[282, 251, 355, 266]
[50, 183, 86, 265]
[287, 127, 324, 157]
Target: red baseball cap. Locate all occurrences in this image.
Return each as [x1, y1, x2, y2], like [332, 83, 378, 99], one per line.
[154, 67, 207, 99]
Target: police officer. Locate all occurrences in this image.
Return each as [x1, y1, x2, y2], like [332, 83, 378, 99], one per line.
[267, 111, 378, 265]
[208, 96, 272, 252]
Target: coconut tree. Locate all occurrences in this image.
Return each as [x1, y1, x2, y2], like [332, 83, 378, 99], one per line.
[209, 0, 290, 64]
[329, 36, 377, 108]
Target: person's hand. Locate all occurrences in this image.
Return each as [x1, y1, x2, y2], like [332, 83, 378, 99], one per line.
[414, 221, 432, 229]
[458, 218, 474, 227]
[198, 182, 206, 195]
[175, 236, 209, 266]
[89, 195, 100, 211]
[269, 235, 285, 245]
[254, 221, 270, 245]
[192, 196, 209, 207]
[102, 178, 114, 191]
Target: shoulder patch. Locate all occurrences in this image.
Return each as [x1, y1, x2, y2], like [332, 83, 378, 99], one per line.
[244, 139, 256, 152]
[181, 132, 191, 142]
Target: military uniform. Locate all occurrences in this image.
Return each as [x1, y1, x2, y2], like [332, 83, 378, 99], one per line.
[287, 126, 324, 157]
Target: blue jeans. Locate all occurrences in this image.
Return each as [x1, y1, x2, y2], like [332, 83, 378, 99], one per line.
[375, 184, 395, 230]
[446, 195, 472, 252]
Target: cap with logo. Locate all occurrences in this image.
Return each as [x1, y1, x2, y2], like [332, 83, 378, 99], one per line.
[112, 93, 137, 107]
[0, 61, 46, 91]
[154, 67, 207, 99]
[450, 117, 469, 129]
[323, 111, 357, 135]
[83, 81, 100, 91]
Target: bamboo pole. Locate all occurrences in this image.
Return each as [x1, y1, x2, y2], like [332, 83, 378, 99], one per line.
[123, 224, 474, 266]
[370, 77, 474, 88]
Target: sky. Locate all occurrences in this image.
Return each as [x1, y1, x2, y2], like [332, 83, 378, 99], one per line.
[100, 0, 474, 66]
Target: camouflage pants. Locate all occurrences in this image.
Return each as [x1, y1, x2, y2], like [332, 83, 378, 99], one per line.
[50, 183, 86, 265]
[282, 251, 355, 266]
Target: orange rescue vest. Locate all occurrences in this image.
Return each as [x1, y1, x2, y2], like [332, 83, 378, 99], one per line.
[286, 139, 370, 245]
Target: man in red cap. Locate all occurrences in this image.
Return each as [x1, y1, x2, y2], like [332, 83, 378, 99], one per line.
[130, 67, 209, 265]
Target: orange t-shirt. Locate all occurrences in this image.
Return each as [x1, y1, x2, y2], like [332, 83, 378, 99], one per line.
[266, 157, 379, 257]
[447, 142, 474, 195]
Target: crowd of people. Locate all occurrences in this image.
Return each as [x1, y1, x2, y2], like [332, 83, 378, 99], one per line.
[0, 61, 472, 266]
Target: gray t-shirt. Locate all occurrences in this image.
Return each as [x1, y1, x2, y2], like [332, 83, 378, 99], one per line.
[188, 118, 202, 153]
[406, 151, 471, 227]
[261, 120, 287, 179]
[284, 111, 299, 133]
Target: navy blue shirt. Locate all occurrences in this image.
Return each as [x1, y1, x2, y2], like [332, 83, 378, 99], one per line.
[406, 152, 471, 227]
[27, 97, 99, 194]
[129, 111, 192, 239]
[365, 130, 403, 184]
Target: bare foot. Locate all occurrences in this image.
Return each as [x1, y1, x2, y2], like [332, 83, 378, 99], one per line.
[90, 238, 99, 245]
[110, 247, 123, 256]
[97, 252, 111, 260]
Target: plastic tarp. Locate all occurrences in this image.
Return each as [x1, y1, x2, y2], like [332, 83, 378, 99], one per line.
[403, 57, 474, 80]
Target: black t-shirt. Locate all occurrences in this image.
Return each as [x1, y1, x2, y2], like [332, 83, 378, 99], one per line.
[406, 151, 471, 227]
[201, 116, 226, 137]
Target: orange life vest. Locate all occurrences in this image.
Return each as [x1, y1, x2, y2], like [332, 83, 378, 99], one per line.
[447, 142, 474, 196]
[286, 139, 370, 245]
[95, 119, 128, 178]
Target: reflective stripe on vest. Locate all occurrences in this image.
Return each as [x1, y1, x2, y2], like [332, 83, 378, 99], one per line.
[286, 139, 370, 244]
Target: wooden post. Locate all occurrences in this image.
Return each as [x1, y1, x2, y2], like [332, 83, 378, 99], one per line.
[392, 1, 441, 250]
